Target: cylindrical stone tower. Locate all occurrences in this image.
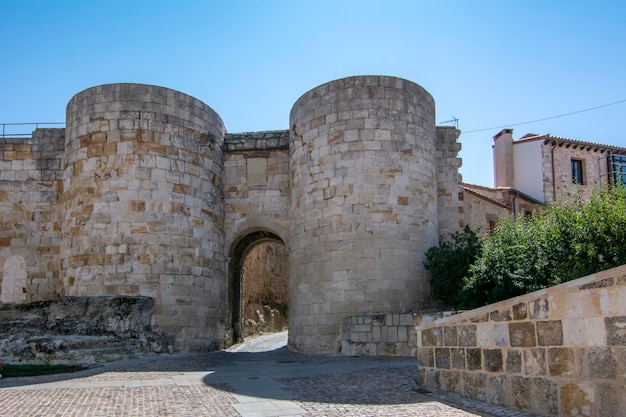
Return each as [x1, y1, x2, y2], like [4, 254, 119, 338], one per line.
[288, 76, 438, 353]
[62, 83, 226, 351]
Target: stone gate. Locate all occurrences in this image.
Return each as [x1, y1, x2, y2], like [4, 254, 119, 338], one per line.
[0, 75, 463, 353]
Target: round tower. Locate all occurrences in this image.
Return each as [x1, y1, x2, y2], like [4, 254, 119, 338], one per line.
[62, 83, 226, 351]
[288, 75, 438, 353]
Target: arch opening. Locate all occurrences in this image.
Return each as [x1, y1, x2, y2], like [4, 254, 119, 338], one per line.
[228, 231, 288, 344]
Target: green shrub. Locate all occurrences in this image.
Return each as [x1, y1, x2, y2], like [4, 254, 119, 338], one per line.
[424, 226, 481, 309]
[461, 188, 626, 308]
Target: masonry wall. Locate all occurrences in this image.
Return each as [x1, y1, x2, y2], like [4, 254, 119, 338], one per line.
[63, 84, 227, 351]
[288, 75, 439, 353]
[223, 131, 290, 248]
[0, 128, 65, 303]
[435, 127, 463, 239]
[542, 141, 610, 204]
[416, 264, 626, 417]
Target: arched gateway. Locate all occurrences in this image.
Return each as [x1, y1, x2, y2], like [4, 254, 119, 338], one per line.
[1, 76, 462, 353]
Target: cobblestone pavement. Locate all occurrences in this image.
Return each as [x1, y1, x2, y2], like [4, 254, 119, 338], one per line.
[0, 333, 541, 417]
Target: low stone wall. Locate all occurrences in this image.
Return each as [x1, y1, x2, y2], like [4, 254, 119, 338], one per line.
[340, 311, 457, 356]
[415, 264, 626, 417]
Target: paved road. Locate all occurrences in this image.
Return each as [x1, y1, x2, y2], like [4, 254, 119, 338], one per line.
[0, 332, 539, 417]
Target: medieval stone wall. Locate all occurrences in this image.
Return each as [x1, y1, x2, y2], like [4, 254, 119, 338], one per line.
[416, 264, 626, 417]
[63, 84, 227, 351]
[288, 75, 440, 353]
[435, 127, 463, 239]
[0, 128, 65, 303]
[0, 76, 464, 353]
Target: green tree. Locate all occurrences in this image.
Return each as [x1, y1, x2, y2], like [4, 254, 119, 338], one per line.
[424, 226, 482, 309]
[461, 188, 626, 308]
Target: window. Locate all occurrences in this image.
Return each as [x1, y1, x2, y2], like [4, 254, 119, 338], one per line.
[571, 159, 584, 185]
[609, 154, 626, 188]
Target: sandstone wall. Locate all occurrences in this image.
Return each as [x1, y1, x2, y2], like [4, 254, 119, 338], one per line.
[542, 141, 610, 204]
[416, 264, 626, 417]
[0, 128, 65, 303]
[435, 127, 463, 239]
[289, 75, 439, 353]
[63, 84, 227, 351]
[223, 131, 289, 247]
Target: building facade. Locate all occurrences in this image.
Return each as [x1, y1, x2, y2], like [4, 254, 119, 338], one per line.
[462, 128, 626, 233]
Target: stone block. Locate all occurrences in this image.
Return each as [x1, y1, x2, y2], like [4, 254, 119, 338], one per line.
[529, 298, 549, 319]
[597, 382, 626, 417]
[560, 382, 594, 417]
[417, 347, 434, 368]
[488, 375, 510, 406]
[494, 323, 508, 347]
[511, 376, 532, 411]
[531, 378, 557, 416]
[466, 348, 482, 370]
[421, 327, 442, 347]
[537, 320, 563, 346]
[509, 322, 536, 347]
[463, 373, 487, 401]
[513, 302, 528, 320]
[440, 370, 461, 393]
[443, 326, 457, 346]
[524, 348, 546, 376]
[477, 323, 493, 347]
[490, 308, 512, 321]
[458, 325, 477, 347]
[548, 347, 576, 377]
[505, 349, 522, 373]
[606, 316, 626, 345]
[483, 349, 503, 372]
[580, 347, 617, 379]
[435, 348, 451, 369]
[450, 348, 466, 369]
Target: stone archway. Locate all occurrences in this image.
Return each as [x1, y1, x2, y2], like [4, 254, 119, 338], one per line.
[228, 230, 288, 343]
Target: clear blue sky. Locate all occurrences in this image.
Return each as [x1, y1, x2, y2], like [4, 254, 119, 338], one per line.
[1, 0, 625, 186]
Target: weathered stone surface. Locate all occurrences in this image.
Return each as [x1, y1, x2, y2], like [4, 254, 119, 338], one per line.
[524, 348, 546, 376]
[443, 326, 457, 346]
[463, 372, 487, 401]
[532, 378, 558, 416]
[537, 320, 563, 346]
[511, 376, 532, 411]
[605, 316, 626, 345]
[505, 349, 522, 373]
[548, 347, 575, 377]
[466, 348, 482, 370]
[512, 302, 528, 320]
[458, 325, 477, 346]
[597, 382, 626, 417]
[560, 382, 593, 417]
[509, 322, 536, 347]
[580, 347, 617, 379]
[435, 348, 450, 369]
[0, 296, 172, 364]
[450, 348, 466, 369]
[488, 375, 510, 406]
[483, 349, 503, 372]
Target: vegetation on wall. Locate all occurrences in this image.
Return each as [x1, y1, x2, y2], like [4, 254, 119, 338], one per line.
[424, 226, 481, 309]
[426, 188, 626, 309]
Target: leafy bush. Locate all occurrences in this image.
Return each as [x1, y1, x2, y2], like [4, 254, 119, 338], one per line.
[424, 226, 482, 309]
[461, 188, 626, 308]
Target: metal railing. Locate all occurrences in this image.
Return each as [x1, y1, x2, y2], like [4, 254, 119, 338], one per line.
[1, 122, 65, 138]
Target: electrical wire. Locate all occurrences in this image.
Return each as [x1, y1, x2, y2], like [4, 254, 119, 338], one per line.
[462, 99, 626, 133]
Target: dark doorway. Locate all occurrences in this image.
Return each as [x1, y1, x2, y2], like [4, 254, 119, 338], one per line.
[229, 231, 287, 344]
